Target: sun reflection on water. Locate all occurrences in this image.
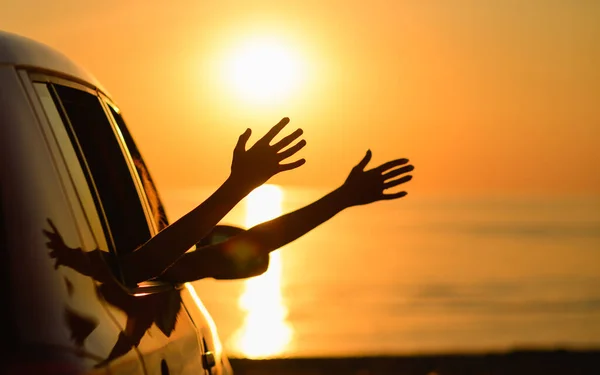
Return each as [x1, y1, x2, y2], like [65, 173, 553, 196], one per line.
[232, 184, 292, 358]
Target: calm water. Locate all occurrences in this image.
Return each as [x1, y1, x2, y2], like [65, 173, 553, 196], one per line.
[163, 187, 600, 358]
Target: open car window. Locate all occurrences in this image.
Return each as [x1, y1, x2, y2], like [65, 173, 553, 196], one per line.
[34, 79, 162, 287]
[103, 100, 169, 231]
[51, 84, 152, 257]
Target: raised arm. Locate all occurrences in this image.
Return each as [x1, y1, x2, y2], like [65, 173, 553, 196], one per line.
[121, 117, 307, 283]
[162, 150, 414, 282]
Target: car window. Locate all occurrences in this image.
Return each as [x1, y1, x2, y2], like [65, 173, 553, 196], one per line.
[50, 84, 152, 261]
[34, 83, 110, 254]
[103, 100, 169, 231]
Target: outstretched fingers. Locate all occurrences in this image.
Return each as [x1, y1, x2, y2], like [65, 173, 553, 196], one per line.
[380, 162, 413, 200]
[383, 175, 413, 189]
[279, 158, 306, 172]
[382, 164, 414, 181]
[258, 117, 290, 145]
[355, 150, 372, 171]
[278, 139, 307, 161]
[382, 191, 408, 200]
[272, 128, 303, 150]
[43, 219, 61, 242]
[42, 230, 56, 242]
[235, 128, 252, 154]
[373, 158, 409, 174]
[47, 218, 59, 233]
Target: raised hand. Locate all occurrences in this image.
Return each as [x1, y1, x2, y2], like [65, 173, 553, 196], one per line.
[230, 117, 306, 190]
[43, 218, 76, 269]
[339, 150, 413, 207]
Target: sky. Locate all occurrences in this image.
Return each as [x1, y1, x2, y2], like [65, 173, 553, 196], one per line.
[2, 0, 599, 197]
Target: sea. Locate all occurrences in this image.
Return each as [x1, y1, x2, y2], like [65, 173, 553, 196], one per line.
[162, 186, 600, 358]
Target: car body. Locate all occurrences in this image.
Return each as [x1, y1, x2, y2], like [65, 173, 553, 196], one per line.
[0, 30, 233, 375]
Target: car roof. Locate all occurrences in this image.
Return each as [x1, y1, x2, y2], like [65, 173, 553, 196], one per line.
[0, 30, 109, 95]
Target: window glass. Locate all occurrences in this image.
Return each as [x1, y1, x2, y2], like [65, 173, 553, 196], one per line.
[34, 83, 109, 253]
[104, 102, 168, 231]
[52, 84, 151, 256]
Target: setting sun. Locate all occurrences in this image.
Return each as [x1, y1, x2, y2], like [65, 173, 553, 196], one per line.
[223, 36, 304, 104]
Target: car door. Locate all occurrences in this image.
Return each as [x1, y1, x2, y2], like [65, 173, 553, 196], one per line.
[27, 74, 207, 375]
[102, 99, 219, 375]
[2, 68, 144, 374]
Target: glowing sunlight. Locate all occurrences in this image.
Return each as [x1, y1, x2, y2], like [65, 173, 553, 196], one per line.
[185, 283, 223, 355]
[232, 185, 293, 358]
[224, 36, 304, 105]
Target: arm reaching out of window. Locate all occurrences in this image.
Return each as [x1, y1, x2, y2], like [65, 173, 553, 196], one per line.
[121, 117, 306, 284]
[162, 150, 414, 282]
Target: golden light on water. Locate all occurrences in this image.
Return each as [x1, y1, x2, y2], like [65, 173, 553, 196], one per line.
[185, 283, 223, 355]
[232, 184, 293, 358]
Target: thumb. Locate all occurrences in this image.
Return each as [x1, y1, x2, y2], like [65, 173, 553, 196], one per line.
[355, 149, 372, 170]
[235, 128, 252, 154]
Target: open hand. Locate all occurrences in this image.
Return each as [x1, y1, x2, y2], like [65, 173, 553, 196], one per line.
[230, 117, 306, 190]
[339, 150, 413, 207]
[43, 219, 74, 269]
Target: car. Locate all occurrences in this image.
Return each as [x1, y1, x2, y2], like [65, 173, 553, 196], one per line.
[0, 29, 235, 375]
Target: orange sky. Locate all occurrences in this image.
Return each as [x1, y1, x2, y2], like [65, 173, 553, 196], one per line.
[3, 0, 599, 196]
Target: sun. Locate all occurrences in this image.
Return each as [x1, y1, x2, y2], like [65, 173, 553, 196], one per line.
[224, 36, 304, 104]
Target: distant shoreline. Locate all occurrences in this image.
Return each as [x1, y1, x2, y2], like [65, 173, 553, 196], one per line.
[229, 349, 600, 375]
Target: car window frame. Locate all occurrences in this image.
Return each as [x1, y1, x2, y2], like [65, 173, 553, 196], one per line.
[26, 72, 176, 292]
[100, 96, 169, 234]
